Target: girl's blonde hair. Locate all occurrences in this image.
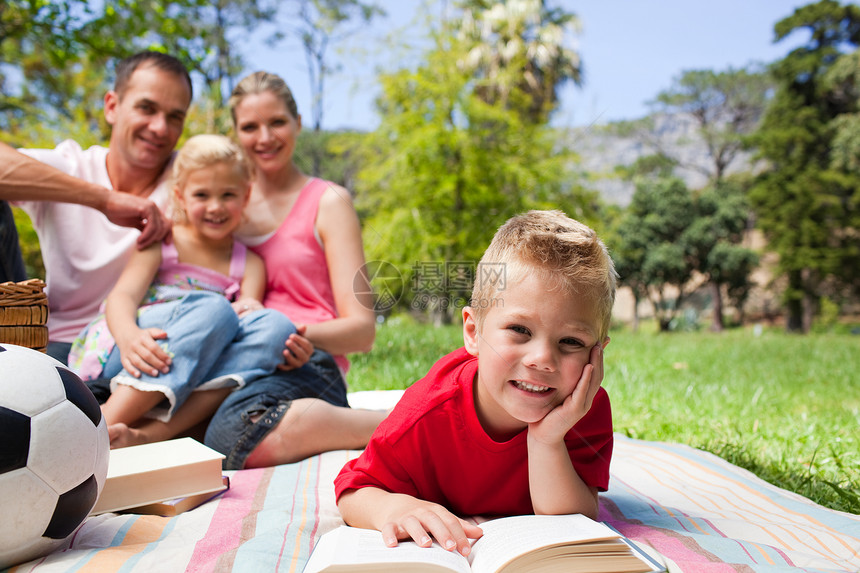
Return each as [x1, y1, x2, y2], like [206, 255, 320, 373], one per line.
[170, 134, 252, 223]
[470, 210, 618, 341]
[229, 71, 299, 126]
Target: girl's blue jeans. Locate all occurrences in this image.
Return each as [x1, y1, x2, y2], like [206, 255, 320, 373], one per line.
[204, 348, 349, 470]
[102, 291, 296, 420]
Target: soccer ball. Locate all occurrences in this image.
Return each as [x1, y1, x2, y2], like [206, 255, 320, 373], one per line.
[0, 344, 110, 568]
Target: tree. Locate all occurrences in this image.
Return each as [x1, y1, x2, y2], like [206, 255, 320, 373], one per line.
[824, 48, 860, 303]
[615, 175, 695, 331]
[278, 0, 385, 176]
[355, 14, 593, 321]
[651, 67, 771, 183]
[613, 156, 760, 332]
[86, 0, 277, 115]
[456, 0, 582, 123]
[0, 0, 281, 143]
[0, 0, 106, 143]
[294, 129, 368, 189]
[749, 0, 860, 332]
[602, 205, 648, 333]
[684, 181, 759, 331]
[290, 0, 385, 133]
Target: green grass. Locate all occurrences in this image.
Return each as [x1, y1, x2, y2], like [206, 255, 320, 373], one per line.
[348, 316, 860, 514]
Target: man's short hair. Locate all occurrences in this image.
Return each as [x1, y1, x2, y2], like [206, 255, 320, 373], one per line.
[114, 51, 192, 99]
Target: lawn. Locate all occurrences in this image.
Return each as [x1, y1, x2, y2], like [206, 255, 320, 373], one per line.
[348, 316, 860, 514]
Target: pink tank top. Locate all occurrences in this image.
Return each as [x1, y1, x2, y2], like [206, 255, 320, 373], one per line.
[151, 240, 246, 302]
[250, 178, 348, 372]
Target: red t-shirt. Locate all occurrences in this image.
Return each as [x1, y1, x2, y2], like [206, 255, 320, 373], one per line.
[335, 348, 613, 517]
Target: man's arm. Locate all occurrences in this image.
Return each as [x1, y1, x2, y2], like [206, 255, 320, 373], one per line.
[0, 142, 170, 248]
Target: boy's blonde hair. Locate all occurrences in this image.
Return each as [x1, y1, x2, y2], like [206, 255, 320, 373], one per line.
[170, 134, 252, 223]
[470, 210, 618, 340]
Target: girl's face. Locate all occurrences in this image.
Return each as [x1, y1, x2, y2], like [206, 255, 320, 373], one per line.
[175, 161, 250, 242]
[233, 90, 301, 176]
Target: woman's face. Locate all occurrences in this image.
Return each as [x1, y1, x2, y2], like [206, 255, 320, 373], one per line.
[233, 90, 301, 176]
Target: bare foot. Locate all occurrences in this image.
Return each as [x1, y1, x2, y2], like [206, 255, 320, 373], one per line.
[108, 422, 147, 449]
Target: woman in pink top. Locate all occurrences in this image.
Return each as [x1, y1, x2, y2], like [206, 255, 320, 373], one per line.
[202, 71, 387, 469]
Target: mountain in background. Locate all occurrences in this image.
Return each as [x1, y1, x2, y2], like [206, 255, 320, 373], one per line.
[566, 113, 758, 205]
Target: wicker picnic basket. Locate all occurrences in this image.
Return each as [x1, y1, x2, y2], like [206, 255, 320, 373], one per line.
[0, 278, 48, 352]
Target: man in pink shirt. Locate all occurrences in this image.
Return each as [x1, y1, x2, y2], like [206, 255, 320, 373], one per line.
[1, 51, 191, 362]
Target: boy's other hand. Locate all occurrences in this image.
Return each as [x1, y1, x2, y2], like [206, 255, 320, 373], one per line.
[528, 341, 607, 444]
[380, 494, 483, 557]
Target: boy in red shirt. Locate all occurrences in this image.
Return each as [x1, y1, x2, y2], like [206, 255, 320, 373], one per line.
[335, 210, 618, 557]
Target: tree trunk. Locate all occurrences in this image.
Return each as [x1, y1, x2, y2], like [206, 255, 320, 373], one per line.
[631, 293, 641, 333]
[710, 281, 724, 332]
[785, 270, 805, 333]
[802, 292, 815, 334]
[800, 268, 816, 334]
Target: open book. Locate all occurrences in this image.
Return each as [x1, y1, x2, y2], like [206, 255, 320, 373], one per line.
[303, 514, 665, 573]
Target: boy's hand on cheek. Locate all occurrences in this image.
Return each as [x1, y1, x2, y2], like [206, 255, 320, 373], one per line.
[528, 343, 605, 444]
[380, 494, 483, 556]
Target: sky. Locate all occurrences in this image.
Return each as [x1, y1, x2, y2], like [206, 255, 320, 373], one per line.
[246, 0, 816, 131]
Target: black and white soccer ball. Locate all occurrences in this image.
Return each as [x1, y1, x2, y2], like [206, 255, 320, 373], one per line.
[0, 343, 109, 568]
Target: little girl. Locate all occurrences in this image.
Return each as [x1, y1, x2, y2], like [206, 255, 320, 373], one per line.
[70, 134, 295, 445]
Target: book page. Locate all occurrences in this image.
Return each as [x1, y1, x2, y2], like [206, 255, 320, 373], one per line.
[468, 515, 620, 573]
[304, 526, 471, 573]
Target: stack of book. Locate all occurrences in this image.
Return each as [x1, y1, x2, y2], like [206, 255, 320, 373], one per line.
[90, 437, 229, 516]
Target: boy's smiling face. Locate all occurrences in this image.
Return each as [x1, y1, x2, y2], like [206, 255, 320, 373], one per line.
[463, 271, 604, 441]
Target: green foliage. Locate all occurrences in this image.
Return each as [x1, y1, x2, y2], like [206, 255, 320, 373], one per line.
[611, 172, 758, 332]
[355, 11, 595, 318]
[349, 321, 860, 514]
[685, 180, 759, 330]
[613, 152, 677, 180]
[813, 296, 841, 332]
[294, 129, 369, 187]
[84, 0, 276, 108]
[750, 0, 860, 332]
[652, 66, 771, 182]
[456, 0, 582, 123]
[0, 1, 114, 145]
[612, 176, 695, 330]
[1, 0, 279, 142]
[11, 206, 43, 279]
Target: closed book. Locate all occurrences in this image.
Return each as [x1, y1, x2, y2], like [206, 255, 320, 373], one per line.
[91, 437, 226, 515]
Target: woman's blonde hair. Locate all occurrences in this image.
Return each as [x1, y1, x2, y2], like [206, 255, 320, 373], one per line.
[170, 134, 251, 223]
[229, 71, 299, 126]
[470, 210, 618, 340]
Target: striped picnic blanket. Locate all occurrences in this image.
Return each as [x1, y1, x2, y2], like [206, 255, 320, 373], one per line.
[6, 394, 859, 572]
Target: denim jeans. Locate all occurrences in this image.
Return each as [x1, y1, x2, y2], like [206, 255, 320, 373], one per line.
[103, 290, 296, 421]
[205, 349, 349, 470]
[0, 201, 26, 282]
[47, 342, 73, 366]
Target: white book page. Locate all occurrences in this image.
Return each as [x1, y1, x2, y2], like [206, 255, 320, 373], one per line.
[304, 526, 471, 573]
[468, 515, 619, 573]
